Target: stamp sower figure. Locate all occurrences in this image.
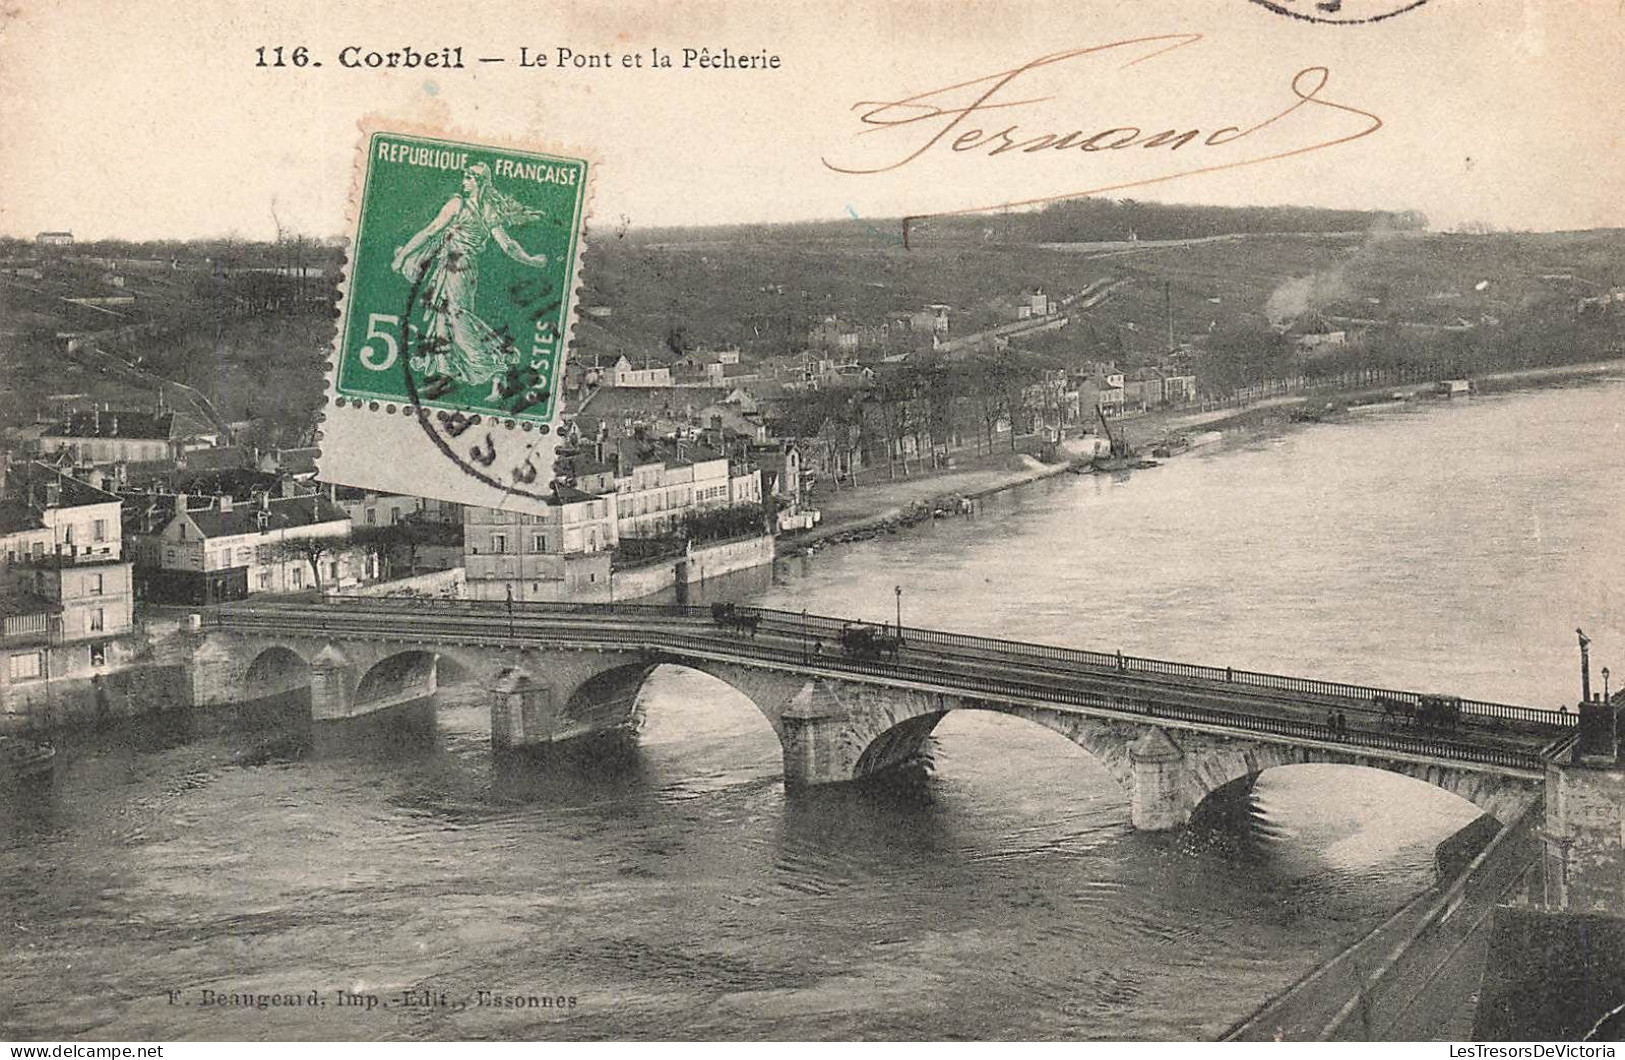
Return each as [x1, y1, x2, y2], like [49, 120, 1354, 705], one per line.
[391, 162, 551, 396]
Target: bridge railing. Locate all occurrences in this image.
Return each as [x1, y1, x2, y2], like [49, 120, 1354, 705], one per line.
[761, 608, 1570, 729]
[213, 604, 1548, 772]
[237, 596, 1572, 730]
[640, 629, 1552, 774]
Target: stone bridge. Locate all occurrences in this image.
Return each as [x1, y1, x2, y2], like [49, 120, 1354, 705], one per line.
[185, 600, 1568, 832]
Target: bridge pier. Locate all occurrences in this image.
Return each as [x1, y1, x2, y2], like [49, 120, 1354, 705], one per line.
[308, 645, 356, 722]
[779, 680, 853, 788]
[489, 668, 556, 751]
[1129, 727, 1190, 831]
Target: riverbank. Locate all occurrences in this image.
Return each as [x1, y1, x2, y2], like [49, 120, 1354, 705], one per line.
[782, 451, 1073, 554]
[1124, 356, 1625, 449]
[779, 357, 1625, 560]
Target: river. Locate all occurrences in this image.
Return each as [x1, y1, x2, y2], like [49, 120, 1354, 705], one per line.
[2, 380, 1621, 1041]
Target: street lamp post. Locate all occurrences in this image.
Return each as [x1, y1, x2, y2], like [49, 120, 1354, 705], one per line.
[1579, 628, 1593, 703]
[506, 583, 515, 640]
[1606, 667, 1616, 755]
[801, 608, 809, 664]
[894, 585, 903, 646]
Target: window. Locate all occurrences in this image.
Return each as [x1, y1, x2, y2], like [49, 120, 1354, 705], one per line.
[329, 561, 339, 580]
[532, 534, 546, 552]
[90, 643, 106, 667]
[178, 523, 186, 540]
[93, 519, 106, 542]
[9, 652, 42, 680]
[88, 608, 104, 633]
[491, 533, 508, 554]
[390, 507, 401, 524]
[365, 509, 376, 525]
[90, 572, 103, 595]
[291, 567, 304, 589]
[63, 524, 74, 545]
[164, 548, 177, 565]
[258, 571, 271, 590]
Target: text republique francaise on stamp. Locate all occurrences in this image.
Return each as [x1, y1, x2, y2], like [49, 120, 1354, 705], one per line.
[317, 125, 592, 511]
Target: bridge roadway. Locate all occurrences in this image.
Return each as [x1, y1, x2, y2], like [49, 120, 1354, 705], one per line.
[211, 598, 1569, 774]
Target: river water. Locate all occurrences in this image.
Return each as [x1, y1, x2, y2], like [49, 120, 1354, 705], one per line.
[3, 380, 1621, 1041]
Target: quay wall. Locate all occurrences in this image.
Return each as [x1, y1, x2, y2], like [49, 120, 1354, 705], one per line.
[612, 534, 775, 601]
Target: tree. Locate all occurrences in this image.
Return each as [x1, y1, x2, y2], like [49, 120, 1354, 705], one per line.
[273, 535, 343, 594]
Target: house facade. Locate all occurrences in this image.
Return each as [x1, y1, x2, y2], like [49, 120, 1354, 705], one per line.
[134, 492, 369, 604]
[462, 489, 618, 603]
[39, 410, 177, 466]
[0, 465, 135, 717]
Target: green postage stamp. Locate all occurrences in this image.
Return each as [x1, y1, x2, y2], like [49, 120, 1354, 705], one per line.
[318, 124, 592, 511]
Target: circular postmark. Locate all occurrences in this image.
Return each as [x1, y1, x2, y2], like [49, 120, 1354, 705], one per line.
[1245, 0, 1431, 24]
[396, 266, 564, 506]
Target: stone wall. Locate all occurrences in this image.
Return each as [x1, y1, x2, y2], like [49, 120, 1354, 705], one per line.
[1544, 760, 1625, 913]
[610, 534, 775, 601]
[0, 662, 190, 734]
[333, 567, 465, 598]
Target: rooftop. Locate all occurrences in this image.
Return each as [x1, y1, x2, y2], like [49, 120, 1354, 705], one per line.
[44, 410, 175, 441]
[181, 493, 348, 538]
[5, 463, 122, 512]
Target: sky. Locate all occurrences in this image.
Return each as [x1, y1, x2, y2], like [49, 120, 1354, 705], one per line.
[1, 0, 1621, 241]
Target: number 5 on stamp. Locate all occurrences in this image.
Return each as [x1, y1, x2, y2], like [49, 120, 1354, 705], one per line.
[318, 124, 592, 512]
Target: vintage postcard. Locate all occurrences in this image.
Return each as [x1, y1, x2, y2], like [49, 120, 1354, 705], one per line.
[0, 0, 1622, 1049]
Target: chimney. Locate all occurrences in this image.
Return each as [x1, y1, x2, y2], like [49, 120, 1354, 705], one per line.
[44, 479, 60, 508]
[280, 478, 297, 499]
[174, 492, 189, 517]
[218, 494, 233, 514]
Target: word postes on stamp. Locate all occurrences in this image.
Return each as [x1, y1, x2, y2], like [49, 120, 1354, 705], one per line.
[318, 125, 591, 511]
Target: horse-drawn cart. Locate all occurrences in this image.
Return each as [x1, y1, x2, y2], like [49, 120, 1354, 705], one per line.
[839, 622, 901, 660]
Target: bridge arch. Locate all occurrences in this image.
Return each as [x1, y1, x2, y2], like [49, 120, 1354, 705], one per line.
[845, 698, 1142, 794]
[242, 645, 313, 700]
[1180, 744, 1534, 827]
[556, 660, 789, 743]
[353, 649, 440, 714]
[841, 694, 1538, 828]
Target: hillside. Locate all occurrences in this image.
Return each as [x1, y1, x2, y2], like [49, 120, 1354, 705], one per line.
[4, 220, 1622, 445]
[575, 226, 1625, 368]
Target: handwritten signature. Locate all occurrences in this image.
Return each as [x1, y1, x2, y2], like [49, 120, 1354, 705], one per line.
[822, 34, 1382, 243]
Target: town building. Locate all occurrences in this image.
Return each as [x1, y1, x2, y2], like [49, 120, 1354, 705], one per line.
[907, 304, 952, 335]
[257, 446, 321, 479]
[329, 486, 463, 528]
[131, 491, 370, 604]
[607, 355, 674, 388]
[671, 348, 754, 388]
[35, 231, 74, 246]
[462, 489, 618, 603]
[39, 409, 177, 466]
[1, 464, 135, 713]
[1016, 288, 1053, 320]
